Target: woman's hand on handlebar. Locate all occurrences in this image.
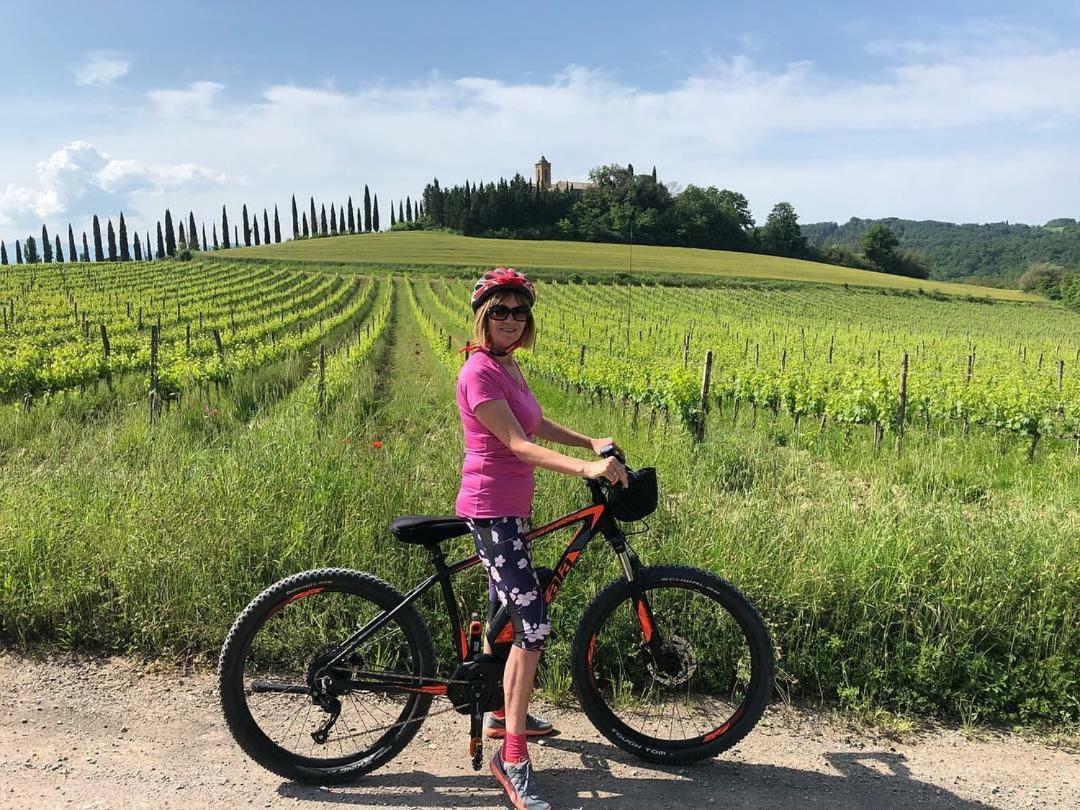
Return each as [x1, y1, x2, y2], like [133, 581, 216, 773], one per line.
[583, 457, 629, 488]
[589, 436, 620, 457]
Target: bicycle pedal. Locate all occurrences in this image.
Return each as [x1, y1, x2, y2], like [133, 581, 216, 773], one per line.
[469, 736, 482, 771]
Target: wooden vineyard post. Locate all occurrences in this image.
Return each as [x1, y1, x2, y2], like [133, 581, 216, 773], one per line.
[1058, 360, 1065, 415]
[212, 329, 225, 362]
[446, 333, 452, 352]
[693, 350, 713, 442]
[317, 345, 326, 417]
[895, 352, 909, 457]
[148, 325, 162, 425]
[828, 335, 835, 363]
[683, 333, 690, 367]
[186, 323, 191, 353]
[101, 323, 112, 390]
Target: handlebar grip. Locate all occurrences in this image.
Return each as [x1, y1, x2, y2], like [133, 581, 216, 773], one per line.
[596, 444, 630, 468]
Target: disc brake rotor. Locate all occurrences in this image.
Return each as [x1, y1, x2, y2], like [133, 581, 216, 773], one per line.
[643, 635, 698, 688]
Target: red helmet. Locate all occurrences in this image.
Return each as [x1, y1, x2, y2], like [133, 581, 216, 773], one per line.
[470, 267, 535, 312]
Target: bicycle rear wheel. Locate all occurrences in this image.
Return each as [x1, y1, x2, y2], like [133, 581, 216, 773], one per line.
[571, 565, 773, 763]
[218, 568, 436, 784]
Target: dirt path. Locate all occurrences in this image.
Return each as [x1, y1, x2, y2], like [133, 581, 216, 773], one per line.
[1, 654, 1076, 809]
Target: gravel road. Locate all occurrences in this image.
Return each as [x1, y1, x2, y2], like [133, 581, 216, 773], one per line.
[2, 653, 1076, 809]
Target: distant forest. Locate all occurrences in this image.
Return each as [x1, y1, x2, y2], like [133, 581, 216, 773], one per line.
[802, 217, 1080, 288]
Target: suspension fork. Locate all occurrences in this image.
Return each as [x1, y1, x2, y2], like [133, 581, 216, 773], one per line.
[611, 536, 666, 657]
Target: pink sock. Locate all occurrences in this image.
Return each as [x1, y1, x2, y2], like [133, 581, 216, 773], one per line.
[492, 708, 506, 720]
[502, 733, 528, 763]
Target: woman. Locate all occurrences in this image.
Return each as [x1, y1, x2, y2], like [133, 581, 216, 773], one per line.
[456, 267, 628, 810]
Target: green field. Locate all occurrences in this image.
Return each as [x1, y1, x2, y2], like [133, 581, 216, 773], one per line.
[1, 259, 1077, 729]
[220, 231, 1040, 302]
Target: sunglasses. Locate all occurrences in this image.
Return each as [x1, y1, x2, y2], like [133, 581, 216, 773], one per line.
[487, 304, 531, 322]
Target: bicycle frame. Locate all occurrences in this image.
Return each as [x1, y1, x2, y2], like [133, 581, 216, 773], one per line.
[308, 479, 664, 697]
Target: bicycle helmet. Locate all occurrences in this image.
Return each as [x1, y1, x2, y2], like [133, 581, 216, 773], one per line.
[471, 267, 536, 312]
[607, 466, 659, 522]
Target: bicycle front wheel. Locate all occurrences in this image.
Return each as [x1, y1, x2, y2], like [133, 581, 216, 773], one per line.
[218, 568, 436, 784]
[571, 565, 773, 764]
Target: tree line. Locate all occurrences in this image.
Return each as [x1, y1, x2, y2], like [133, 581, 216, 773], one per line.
[803, 216, 1080, 287]
[417, 163, 930, 279]
[0, 184, 419, 267]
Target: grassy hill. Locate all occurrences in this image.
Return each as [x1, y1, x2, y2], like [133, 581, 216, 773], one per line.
[219, 231, 1040, 302]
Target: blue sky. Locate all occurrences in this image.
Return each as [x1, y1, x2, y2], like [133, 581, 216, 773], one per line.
[2, 1, 1080, 245]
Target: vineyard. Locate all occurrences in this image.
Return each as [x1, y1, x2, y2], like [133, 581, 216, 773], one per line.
[410, 276, 1080, 458]
[0, 259, 381, 403]
[1, 258, 1077, 728]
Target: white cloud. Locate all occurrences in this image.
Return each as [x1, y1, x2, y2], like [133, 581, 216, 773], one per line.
[0, 142, 226, 232]
[148, 81, 225, 118]
[72, 51, 130, 86]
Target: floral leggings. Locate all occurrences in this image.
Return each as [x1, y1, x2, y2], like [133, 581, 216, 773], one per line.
[464, 516, 551, 652]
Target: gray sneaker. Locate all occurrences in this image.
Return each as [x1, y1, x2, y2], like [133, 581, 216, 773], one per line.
[490, 748, 552, 810]
[484, 711, 554, 739]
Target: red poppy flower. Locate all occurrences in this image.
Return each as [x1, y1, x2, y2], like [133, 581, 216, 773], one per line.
[370, 440, 384, 449]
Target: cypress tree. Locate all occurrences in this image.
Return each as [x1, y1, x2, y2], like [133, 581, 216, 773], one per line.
[363, 185, 372, 232]
[16, 240, 22, 264]
[390, 202, 396, 227]
[119, 212, 130, 260]
[221, 206, 231, 249]
[373, 194, 380, 232]
[0, 241, 6, 264]
[273, 205, 281, 243]
[406, 197, 412, 222]
[156, 222, 165, 259]
[202, 224, 208, 252]
[320, 204, 327, 236]
[93, 215, 104, 261]
[24, 235, 40, 263]
[68, 225, 78, 264]
[262, 209, 270, 244]
[164, 209, 176, 256]
[213, 224, 219, 249]
[234, 225, 239, 247]
[651, 165, 657, 182]
[330, 204, 338, 235]
[253, 220, 260, 246]
[42, 225, 53, 262]
[107, 219, 118, 261]
[302, 213, 309, 238]
[179, 222, 186, 248]
[55, 235, 64, 263]
[145, 231, 151, 261]
[82, 232, 90, 262]
[347, 196, 355, 233]
[399, 200, 404, 223]
[134, 232, 143, 261]
[309, 197, 317, 238]
[242, 204, 251, 247]
[291, 195, 299, 239]
[188, 212, 199, 250]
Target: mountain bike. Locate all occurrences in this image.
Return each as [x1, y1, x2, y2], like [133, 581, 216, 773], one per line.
[218, 446, 774, 784]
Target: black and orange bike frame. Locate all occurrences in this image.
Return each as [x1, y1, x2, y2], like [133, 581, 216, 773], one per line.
[310, 477, 662, 697]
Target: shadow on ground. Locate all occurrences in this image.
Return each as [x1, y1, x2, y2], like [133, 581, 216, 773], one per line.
[277, 736, 990, 808]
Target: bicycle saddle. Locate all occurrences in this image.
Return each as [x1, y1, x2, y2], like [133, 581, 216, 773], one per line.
[389, 515, 471, 545]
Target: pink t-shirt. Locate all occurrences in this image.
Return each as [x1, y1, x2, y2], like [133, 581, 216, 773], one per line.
[455, 349, 543, 519]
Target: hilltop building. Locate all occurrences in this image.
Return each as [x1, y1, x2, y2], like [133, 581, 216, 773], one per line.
[534, 155, 593, 192]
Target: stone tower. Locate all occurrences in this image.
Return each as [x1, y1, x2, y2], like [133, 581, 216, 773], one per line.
[534, 155, 551, 190]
